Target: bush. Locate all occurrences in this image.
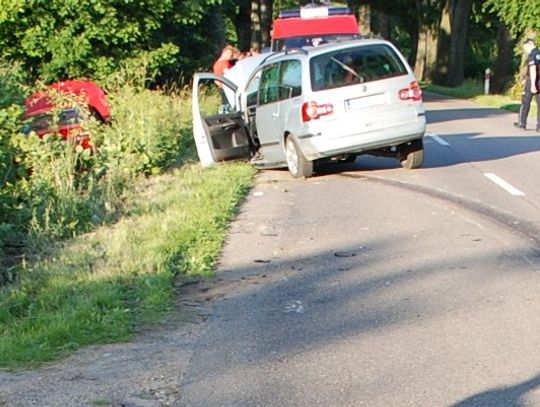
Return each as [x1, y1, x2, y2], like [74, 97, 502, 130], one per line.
[95, 87, 193, 178]
[0, 63, 29, 266]
[0, 67, 197, 281]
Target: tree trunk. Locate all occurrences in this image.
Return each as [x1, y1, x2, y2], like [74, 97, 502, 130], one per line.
[415, 28, 428, 80]
[358, 5, 371, 35]
[250, 0, 262, 52]
[372, 10, 391, 40]
[445, 0, 473, 87]
[425, 27, 439, 81]
[434, 0, 451, 84]
[492, 22, 515, 94]
[208, 6, 227, 59]
[235, 0, 252, 52]
[406, 2, 419, 67]
[414, 0, 445, 82]
[260, 0, 273, 49]
[415, 25, 439, 82]
[347, 1, 370, 35]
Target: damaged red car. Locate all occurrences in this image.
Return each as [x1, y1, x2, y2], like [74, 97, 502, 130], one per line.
[23, 80, 111, 149]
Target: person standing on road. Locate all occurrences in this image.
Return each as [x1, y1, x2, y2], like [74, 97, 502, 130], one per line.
[515, 38, 540, 131]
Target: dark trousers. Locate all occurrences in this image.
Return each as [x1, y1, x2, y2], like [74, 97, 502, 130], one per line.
[518, 81, 540, 128]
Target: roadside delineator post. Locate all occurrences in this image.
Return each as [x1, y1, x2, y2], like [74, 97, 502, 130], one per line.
[484, 68, 491, 95]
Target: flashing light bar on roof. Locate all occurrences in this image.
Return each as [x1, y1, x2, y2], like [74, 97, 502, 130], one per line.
[301, 6, 329, 18]
[278, 6, 351, 19]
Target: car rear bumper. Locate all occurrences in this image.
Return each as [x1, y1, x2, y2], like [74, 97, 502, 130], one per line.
[298, 119, 426, 161]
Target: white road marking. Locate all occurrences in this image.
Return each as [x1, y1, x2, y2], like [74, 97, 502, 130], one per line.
[484, 173, 525, 196]
[426, 132, 450, 146]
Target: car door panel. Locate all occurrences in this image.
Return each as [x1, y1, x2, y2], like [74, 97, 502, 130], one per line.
[255, 64, 284, 163]
[201, 113, 251, 161]
[192, 73, 251, 167]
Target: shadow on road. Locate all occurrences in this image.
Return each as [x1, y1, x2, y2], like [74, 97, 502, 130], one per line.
[450, 372, 540, 407]
[310, 131, 540, 175]
[423, 132, 540, 168]
[427, 107, 510, 124]
[181, 228, 540, 405]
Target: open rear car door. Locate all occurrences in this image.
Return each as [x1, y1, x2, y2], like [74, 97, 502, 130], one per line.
[192, 73, 252, 167]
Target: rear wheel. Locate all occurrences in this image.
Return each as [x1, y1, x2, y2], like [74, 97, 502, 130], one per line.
[399, 139, 424, 169]
[285, 136, 313, 178]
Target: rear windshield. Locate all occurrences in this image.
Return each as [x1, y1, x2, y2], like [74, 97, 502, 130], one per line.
[25, 108, 83, 133]
[310, 44, 408, 91]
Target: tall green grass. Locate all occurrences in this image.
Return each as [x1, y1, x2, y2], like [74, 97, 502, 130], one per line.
[21, 85, 196, 241]
[0, 62, 257, 368]
[0, 73, 197, 263]
[0, 163, 255, 368]
[425, 80, 485, 99]
[424, 80, 522, 112]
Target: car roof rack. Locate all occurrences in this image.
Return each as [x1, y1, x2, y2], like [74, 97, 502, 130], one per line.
[284, 48, 309, 55]
[358, 33, 384, 40]
[259, 47, 309, 65]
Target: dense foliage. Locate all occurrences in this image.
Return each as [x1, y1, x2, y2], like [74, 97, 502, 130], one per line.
[484, 0, 540, 35]
[0, 0, 221, 83]
[0, 0, 536, 88]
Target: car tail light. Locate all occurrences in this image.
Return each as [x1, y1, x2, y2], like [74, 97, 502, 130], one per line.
[398, 81, 422, 102]
[302, 101, 334, 122]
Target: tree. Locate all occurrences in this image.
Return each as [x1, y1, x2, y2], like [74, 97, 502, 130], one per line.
[492, 22, 516, 93]
[260, 0, 273, 49]
[358, 5, 372, 35]
[445, 0, 474, 86]
[484, 0, 540, 36]
[0, 0, 221, 84]
[414, 0, 441, 82]
[250, 0, 262, 51]
[348, 1, 371, 34]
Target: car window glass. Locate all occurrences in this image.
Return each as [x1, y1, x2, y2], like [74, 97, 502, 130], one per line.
[279, 60, 302, 100]
[258, 63, 281, 105]
[197, 78, 238, 115]
[245, 70, 262, 108]
[59, 108, 83, 125]
[310, 44, 408, 91]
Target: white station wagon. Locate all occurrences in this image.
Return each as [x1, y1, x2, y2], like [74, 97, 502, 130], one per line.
[192, 38, 426, 178]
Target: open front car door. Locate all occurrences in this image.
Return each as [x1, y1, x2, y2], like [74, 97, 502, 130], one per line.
[192, 73, 252, 167]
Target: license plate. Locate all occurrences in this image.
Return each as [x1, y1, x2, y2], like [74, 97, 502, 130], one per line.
[345, 93, 387, 110]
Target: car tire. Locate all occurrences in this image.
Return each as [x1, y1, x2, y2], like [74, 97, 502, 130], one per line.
[285, 136, 313, 178]
[399, 139, 424, 169]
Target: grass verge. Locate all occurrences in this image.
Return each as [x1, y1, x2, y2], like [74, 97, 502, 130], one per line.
[424, 81, 524, 113]
[0, 162, 256, 369]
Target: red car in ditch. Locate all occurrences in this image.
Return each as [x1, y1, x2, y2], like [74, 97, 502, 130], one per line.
[23, 80, 111, 149]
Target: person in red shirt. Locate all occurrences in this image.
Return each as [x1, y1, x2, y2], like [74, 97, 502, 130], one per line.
[213, 45, 235, 77]
[213, 45, 235, 107]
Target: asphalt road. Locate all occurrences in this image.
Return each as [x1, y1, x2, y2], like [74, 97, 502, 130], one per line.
[179, 93, 540, 407]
